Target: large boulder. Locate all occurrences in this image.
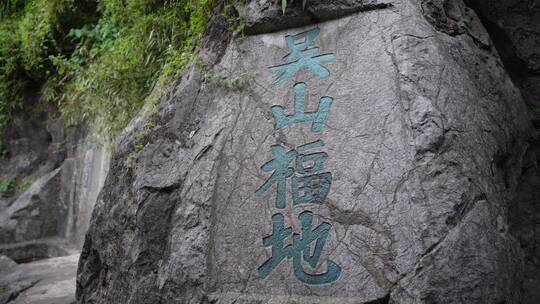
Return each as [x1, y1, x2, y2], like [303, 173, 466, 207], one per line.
[0, 167, 64, 244]
[0, 114, 65, 214]
[77, 0, 536, 303]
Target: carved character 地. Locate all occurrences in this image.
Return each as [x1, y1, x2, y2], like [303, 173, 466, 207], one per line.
[258, 211, 342, 284]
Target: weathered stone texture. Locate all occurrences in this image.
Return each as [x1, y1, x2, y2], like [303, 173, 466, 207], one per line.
[0, 167, 64, 243]
[462, 1, 540, 302]
[239, 0, 393, 35]
[0, 254, 79, 304]
[77, 0, 536, 303]
[0, 119, 110, 259]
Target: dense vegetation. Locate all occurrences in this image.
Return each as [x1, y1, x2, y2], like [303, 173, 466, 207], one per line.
[0, 0, 217, 138]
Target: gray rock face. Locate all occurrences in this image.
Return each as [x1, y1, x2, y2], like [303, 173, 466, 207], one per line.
[0, 255, 17, 270]
[466, 0, 540, 122]
[462, 1, 540, 303]
[61, 128, 111, 246]
[0, 112, 109, 304]
[468, 0, 540, 72]
[0, 118, 110, 255]
[0, 114, 64, 213]
[0, 167, 64, 243]
[77, 0, 536, 303]
[0, 237, 76, 263]
[240, 0, 393, 34]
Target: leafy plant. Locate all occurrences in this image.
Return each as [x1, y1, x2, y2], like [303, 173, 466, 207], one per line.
[0, 0, 99, 131]
[0, 17, 26, 130]
[68, 17, 119, 65]
[203, 69, 249, 91]
[49, 0, 219, 138]
[0, 176, 15, 196]
[461, 14, 473, 29]
[18, 177, 34, 192]
[0, 284, 9, 294]
[0, 0, 26, 18]
[1, 0, 220, 140]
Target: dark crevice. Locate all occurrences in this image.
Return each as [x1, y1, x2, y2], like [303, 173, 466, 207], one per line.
[463, 0, 532, 84]
[464, 0, 540, 128]
[244, 2, 393, 35]
[364, 293, 390, 304]
[463, 2, 540, 304]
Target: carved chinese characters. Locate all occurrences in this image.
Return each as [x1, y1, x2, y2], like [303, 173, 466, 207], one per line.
[257, 27, 341, 285]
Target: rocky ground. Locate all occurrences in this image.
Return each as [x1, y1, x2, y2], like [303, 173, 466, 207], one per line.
[0, 254, 79, 304]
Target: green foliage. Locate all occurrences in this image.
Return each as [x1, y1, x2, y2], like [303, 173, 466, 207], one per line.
[50, 0, 218, 138]
[120, 104, 159, 178]
[122, 151, 137, 178]
[0, 0, 99, 131]
[221, 1, 245, 41]
[1, 0, 218, 140]
[0, 284, 9, 294]
[68, 17, 119, 65]
[0, 176, 15, 196]
[0, 175, 32, 196]
[461, 14, 473, 29]
[0, 18, 25, 129]
[160, 45, 194, 81]
[0, 1, 22, 14]
[18, 177, 34, 192]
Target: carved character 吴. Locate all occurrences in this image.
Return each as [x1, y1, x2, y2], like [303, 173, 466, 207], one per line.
[270, 27, 336, 86]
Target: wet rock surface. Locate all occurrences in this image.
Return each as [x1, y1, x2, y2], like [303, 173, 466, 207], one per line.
[76, 0, 538, 303]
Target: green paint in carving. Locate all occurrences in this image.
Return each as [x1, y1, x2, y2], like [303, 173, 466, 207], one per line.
[271, 83, 333, 133]
[292, 172, 332, 205]
[258, 213, 293, 277]
[258, 211, 342, 284]
[270, 27, 336, 86]
[256, 140, 332, 208]
[256, 144, 297, 209]
[293, 140, 332, 205]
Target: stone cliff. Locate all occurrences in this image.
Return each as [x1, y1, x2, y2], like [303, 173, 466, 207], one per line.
[75, 0, 540, 304]
[0, 113, 110, 303]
